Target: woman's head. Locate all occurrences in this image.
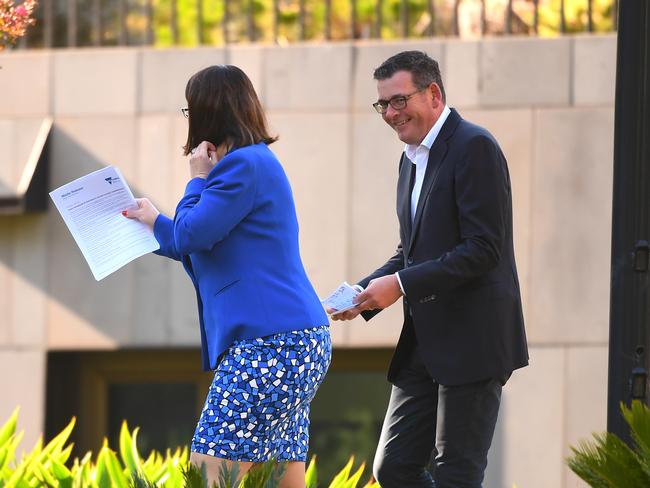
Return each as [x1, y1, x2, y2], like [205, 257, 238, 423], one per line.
[183, 65, 277, 156]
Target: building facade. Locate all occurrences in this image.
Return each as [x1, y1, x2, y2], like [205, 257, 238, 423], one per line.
[0, 34, 616, 487]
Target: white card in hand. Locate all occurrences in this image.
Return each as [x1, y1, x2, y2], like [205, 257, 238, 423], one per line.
[320, 282, 363, 314]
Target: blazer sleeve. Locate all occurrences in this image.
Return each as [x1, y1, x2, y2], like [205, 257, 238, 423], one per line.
[172, 152, 257, 255]
[399, 134, 508, 298]
[153, 214, 182, 261]
[357, 242, 404, 321]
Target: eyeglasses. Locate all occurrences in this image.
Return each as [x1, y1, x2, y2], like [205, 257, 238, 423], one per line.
[372, 88, 425, 114]
[181, 107, 189, 118]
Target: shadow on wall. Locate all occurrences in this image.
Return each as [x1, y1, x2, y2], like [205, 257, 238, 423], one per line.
[0, 124, 198, 349]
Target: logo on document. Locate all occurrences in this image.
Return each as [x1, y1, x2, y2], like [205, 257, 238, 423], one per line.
[105, 177, 121, 185]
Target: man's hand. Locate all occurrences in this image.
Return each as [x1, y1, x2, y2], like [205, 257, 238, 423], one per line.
[354, 274, 403, 312]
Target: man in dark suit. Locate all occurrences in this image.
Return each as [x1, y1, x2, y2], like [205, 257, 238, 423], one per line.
[330, 51, 529, 487]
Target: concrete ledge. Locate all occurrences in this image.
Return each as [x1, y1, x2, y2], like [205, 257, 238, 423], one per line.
[573, 34, 617, 106]
[479, 37, 571, 107]
[139, 47, 226, 113]
[0, 52, 51, 116]
[263, 44, 353, 111]
[53, 49, 138, 115]
[445, 39, 479, 108]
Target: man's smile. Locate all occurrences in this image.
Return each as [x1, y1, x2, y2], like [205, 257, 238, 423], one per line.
[393, 118, 411, 128]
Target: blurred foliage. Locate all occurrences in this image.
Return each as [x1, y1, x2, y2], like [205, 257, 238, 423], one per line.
[0, 407, 380, 488]
[16, 0, 617, 48]
[567, 400, 650, 488]
[536, 0, 615, 36]
[0, 0, 37, 48]
[145, 0, 616, 46]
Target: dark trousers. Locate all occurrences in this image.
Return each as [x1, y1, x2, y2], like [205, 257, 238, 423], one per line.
[372, 345, 503, 488]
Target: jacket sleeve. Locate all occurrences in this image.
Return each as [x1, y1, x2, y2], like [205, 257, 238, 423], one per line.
[152, 214, 182, 261]
[357, 242, 404, 321]
[399, 134, 509, 299]
[172, 152, 257, 255]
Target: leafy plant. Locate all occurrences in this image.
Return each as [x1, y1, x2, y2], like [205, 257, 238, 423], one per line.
[567, 400, 650, 488]
[0, 408, 379, 488]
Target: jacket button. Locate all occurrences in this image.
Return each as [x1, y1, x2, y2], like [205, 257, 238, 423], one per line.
[407, 257, 414, 265]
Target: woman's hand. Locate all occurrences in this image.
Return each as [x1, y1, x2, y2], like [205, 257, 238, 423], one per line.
[189, 140, 231, 179]
[189, 141, 217, 179]
[122, 198, 160, 229]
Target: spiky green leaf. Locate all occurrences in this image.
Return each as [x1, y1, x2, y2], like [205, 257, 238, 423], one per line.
[119, 422, 143, 477]
[305, 455, 317, 488]
[341, 461, 366, 488]
[329, 456, 355, 488]
[622, 400, 650, 477]
[0, 409, 19, 448]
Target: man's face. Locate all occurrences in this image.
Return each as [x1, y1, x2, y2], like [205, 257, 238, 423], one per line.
[376, 70, 442, 145]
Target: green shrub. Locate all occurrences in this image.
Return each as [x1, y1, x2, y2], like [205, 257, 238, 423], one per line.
[567, 400, 650, 488]
[0, 408, 379, 488]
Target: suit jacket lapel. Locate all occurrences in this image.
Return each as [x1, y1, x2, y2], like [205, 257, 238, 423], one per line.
[406, 109, 462, 255]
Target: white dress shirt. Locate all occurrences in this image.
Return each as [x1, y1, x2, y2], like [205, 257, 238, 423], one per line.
[395, 105, 451, 295]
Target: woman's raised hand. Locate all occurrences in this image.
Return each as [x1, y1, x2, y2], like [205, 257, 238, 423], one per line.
[122, 197, 160, 229]
[189, 141, 218, 180]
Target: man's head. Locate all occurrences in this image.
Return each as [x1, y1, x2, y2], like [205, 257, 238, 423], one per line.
[373, 51, 446, 145]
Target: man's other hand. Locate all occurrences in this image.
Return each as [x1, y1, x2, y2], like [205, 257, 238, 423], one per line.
[354, 275, 403, 312]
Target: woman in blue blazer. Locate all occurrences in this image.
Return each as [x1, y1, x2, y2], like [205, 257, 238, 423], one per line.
[124, 65, 330, 487]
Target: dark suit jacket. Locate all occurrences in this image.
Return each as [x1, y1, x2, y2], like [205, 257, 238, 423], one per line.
[359, 108, 529, 385]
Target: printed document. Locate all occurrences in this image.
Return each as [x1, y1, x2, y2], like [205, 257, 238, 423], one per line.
[49, 166, 159, 281]
[321, 282, 363, 314]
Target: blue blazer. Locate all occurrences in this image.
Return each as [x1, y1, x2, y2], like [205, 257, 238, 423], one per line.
[153, 143, 329, 371]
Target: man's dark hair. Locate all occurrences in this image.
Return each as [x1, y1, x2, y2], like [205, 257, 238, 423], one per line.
[373, 51, 446, 103]
[183, 65, 277, 156]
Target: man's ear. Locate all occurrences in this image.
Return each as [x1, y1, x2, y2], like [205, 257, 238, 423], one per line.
[430, 83, 442, 107]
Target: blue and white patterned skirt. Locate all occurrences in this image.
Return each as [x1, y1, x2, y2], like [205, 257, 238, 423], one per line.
[191, 326, 331, 462]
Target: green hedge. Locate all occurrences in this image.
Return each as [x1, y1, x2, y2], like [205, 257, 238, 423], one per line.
[0, 408, 378, 488]
[567, 400, 650, 488]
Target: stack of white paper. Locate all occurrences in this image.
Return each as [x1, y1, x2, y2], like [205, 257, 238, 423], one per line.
[49, 166, 160, 281]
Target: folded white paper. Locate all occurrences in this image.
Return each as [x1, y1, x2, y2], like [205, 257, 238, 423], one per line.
[49, 166, 160, 281]
[320, 281, 363, 314]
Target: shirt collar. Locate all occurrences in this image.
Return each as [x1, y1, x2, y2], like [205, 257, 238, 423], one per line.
[404, 105, 451, 163]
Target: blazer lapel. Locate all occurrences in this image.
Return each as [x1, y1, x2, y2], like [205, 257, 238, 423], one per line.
[406, 109, 462, 254]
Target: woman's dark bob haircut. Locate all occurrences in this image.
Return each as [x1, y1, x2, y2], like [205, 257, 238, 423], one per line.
[183, 65, 277, 156]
